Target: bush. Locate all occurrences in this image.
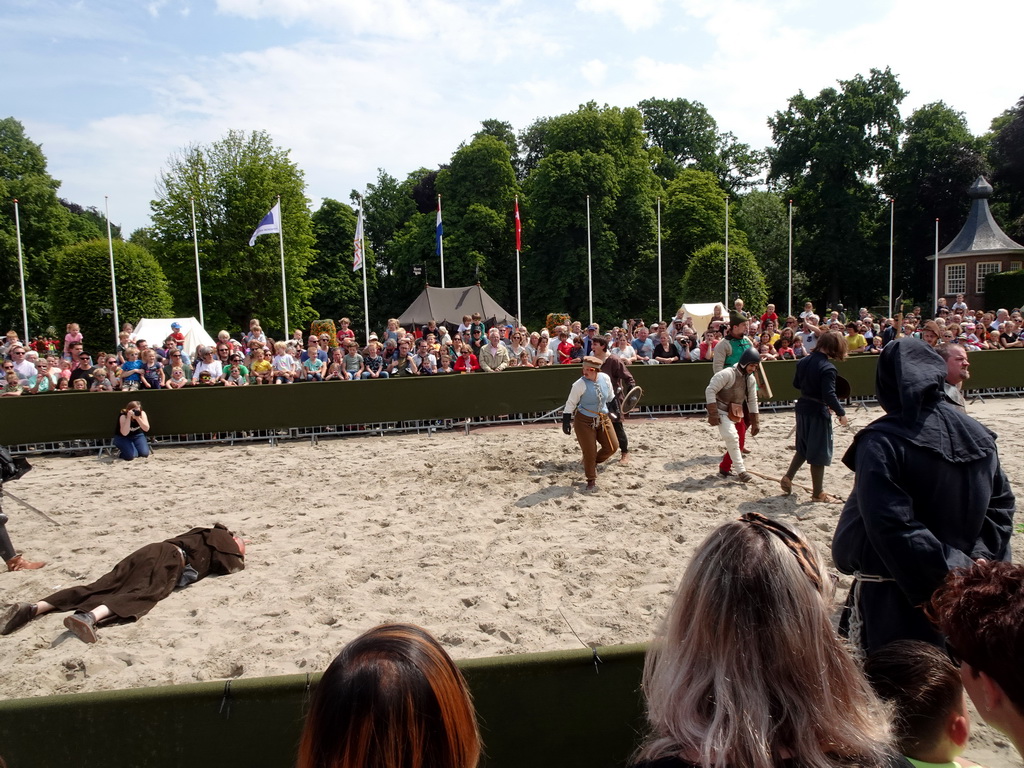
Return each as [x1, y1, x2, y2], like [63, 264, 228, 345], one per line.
[49, 239, 173, 354]
[984, 269, 1024, 312]
[679, 242, 768, 315]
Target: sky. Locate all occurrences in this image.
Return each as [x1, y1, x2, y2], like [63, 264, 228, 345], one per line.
[3, 0, 1023, 234]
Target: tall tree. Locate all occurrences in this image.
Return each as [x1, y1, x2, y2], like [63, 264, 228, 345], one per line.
[436, 135, 519, 307]
[310, 198, 376, 332]
[987, 94, 1024, 241]
[355, 169, 416, 278]
[149, 130, 316, 337]
[734, 190, 794, 309]
[882, 102, 986, 305]
[520, 103, 659, 326]
[639, 98, 764, 192]
[768, 67, 907, 308]
[0, 117, 77, 334]
[49, 239, 173, 353]
[680, 242, 768, 314]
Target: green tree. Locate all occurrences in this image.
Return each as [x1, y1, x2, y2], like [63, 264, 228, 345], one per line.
[149, 130, 316, 338]
[882, 102, 986, 306]
[473, 119, 518, 165]
[0, 117, 78, 334]
[680, 242, 767, 314]
[768, 67, 907, 308]
[661, 170, 746, 292]
[987, 94, 1024, 241]
[356, 168, 417, 277]
[310, 198, 377, 332]
[520, 103, 659, 326]
[639, 98, 764, 191]
[734, 190, 795, 309]
[49, 239, 173, 353]
[435, 135, 519, 307]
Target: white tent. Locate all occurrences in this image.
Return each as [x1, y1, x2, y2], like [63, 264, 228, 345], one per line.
[677, 301, 727, 336]
[133, 317, 216, 358]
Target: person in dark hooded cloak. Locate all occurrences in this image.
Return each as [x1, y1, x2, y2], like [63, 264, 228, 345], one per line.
[832, 338, 1015, 654]
[1, 523, 244, 643]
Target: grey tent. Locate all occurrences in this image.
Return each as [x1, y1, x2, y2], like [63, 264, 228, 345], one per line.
[398, 285, 516, 328]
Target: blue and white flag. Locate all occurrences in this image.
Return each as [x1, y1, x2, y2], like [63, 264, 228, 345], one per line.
[435, 197, 443, 255]
[248, 202, 281, 246]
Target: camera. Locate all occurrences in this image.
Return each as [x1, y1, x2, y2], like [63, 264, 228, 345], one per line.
[132, 408, 141, 416]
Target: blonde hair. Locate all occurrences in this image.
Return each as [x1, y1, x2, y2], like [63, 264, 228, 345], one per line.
[639, 516, 891, 768]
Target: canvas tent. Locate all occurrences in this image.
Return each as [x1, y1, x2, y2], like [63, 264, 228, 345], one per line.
[133, 317, 216, 357]
[677, 301, 727, 336]
[398, 285, 516, 328]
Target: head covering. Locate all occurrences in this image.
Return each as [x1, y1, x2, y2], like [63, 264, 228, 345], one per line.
[737, 347, 761, 369]
[843, 338, 995, 469]
[581, 355, 602, 370]
[729, 311, 747, 326]
[922, 320, 942, 335]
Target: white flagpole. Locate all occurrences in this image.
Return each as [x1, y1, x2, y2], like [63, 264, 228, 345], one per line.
[724, 196, 730, 307]
[933, 218, 939, 318]
[586, 194, 593, 325]
[278, 195, 289, 339]
[437, 194, 445, 288]
[888, 198, 895, 319]
[105, 196, 120, 349]
[515, 195, 522, 324]
[657, 197, 663, 324]
[788, 199, 793, 319]
[360, 197, 370, 344]
[191, 196, 205, 328]
[13, 199, 29, 344]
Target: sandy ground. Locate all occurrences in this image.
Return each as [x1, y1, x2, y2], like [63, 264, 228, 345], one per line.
[1, 398, 1021, 766]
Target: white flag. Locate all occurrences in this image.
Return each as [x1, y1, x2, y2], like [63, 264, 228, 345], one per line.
[248, 202, 281, 246]
[353, 205, 364, 272]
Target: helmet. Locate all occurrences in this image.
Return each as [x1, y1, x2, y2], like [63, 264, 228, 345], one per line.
[738, 347, 761, 369]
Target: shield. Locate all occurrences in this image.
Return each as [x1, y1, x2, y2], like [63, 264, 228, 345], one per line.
[620, 386, 644, 414]
[835, 375, 852, 401]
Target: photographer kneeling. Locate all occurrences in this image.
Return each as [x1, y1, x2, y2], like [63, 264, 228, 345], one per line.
[114, 400, 151, 461]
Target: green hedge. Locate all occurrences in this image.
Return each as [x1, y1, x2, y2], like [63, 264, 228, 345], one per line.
[984, 270, 1024, 313]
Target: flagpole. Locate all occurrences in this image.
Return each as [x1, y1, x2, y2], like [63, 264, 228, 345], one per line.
[787, 199, 793, 318]
[278, 195, 289, 338]
[933, 218, 939, 318]
[888, 198, 895, 319]
[105, 196, 120, 349]
[360, 197, 370, 344]
[724, 196, 730, 307]
[437, 194, 445, 288]
[515, 195, 522, 324]
[657, 197, 663, 324]
[13, 199, 29, 344]
[586, 195, 593, 325]
[190, 196, 205, 328]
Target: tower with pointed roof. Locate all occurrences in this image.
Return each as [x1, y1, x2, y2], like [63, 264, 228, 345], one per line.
[931, 176, 1024, 311]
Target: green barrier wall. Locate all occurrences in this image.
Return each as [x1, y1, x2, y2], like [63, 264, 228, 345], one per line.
[1, 350, 1020, 446]
[0, 643, 648, 768]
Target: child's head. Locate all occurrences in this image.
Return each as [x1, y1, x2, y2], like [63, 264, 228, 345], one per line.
[72, 377, 87, 390]
[339, 317, 350, 327]
[56, 377, 69, 390]
[68, 323, 80, 334]
[250, 318, 260, 329]
[252, 346, 265, 360]
[124, 346, 139, 361]
[171, 367, 185, 379]
[865, 640, 970, 762]
[143, 349, 156, 363]
[274, 341, 287, 353]
[119, 331, 130, 342]
[5, 371, 18, 385]
[93, 367, 108, 381]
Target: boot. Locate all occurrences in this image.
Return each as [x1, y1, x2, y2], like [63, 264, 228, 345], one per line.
[6, 554, 46, 571]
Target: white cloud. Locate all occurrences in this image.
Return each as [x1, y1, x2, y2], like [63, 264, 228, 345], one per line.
[581, 59, 607, 86]
[575, 0, 663, 32]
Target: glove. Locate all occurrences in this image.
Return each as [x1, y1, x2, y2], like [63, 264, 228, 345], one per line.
[561, 413, 573, 435]
[706, 402, 721, 427]
[748, 412, 760, 437]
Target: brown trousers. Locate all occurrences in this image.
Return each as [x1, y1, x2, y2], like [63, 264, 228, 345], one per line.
[574, 411, 619, 482]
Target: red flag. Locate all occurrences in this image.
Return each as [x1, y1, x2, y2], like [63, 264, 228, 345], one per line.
[514, 197, 521, 252]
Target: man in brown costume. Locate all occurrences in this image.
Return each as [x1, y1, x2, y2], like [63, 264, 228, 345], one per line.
[1, 523, 244, 643]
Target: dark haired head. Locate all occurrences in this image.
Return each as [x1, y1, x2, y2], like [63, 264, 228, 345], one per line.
[297, 623, 480, 768]
[864, 640, 963, 756]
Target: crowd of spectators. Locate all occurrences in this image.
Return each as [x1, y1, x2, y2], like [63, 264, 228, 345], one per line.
[2, 296, 1022, 395]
